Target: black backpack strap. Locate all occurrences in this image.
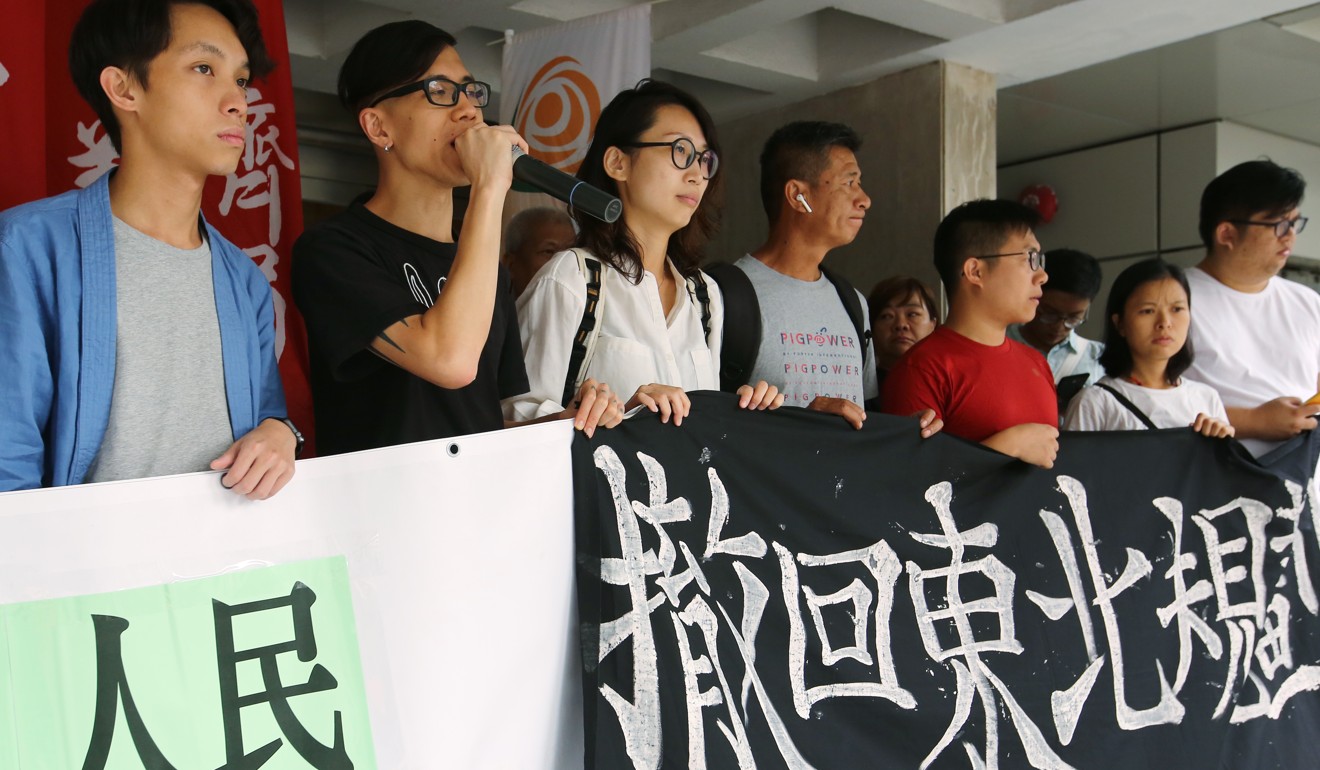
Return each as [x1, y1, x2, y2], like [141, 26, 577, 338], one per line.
[820, 265, 872, 358]
[562, 253, 604, 407]
[1095, 382, 1159, 430]
[703, 262, 761, 393]
[686, 271, 714, 343]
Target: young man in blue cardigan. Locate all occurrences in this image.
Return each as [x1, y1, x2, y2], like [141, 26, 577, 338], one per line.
[0, 0, 298, 497]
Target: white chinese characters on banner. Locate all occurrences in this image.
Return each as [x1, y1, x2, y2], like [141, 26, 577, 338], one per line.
[594, 446, 816, 770]
[221, 86, 296, 358]
[0, 60, 10, 87]
[593, 446, 1320, 770]
[220, 87, 295, 246]
[68, 121, 118, 189]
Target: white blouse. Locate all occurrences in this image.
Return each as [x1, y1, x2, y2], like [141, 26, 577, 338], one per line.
[503, 248, 725, 421]
[1064, 375, 1228, 432]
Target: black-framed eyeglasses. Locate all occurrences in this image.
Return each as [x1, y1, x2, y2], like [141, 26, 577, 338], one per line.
[975, 248, 1046, 272]
[369, 77, 491, 108]
[619, 138, 719, 179]
[1228, 216, 1308, 238]
[1036, 308, 1088, 329]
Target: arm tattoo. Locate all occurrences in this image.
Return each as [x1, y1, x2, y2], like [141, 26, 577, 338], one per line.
[376, 330, 406, 354]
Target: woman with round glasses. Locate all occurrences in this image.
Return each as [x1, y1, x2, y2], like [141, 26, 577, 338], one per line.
[506, 80, 783, 426]
[291, 21, 621, 455]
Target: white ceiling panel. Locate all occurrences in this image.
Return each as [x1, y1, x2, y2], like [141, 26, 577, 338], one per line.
[284, 0, 1320, 161]
[999, 11, 1320, 163]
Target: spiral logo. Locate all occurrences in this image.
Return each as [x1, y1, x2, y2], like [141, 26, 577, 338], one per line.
[513, 56, 601, 173]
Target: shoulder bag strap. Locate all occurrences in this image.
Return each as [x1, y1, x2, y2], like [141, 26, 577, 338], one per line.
[703, 262, 761, 393]
[562, 249, 605, 407]
[820, 265, 872, 354]
[1095, 382, 1159, 430]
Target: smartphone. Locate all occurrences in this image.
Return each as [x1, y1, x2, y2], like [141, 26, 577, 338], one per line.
[1057, 373, 1089, 418]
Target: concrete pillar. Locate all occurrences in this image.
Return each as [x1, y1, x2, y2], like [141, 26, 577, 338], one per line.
[707, 61, 997, 304]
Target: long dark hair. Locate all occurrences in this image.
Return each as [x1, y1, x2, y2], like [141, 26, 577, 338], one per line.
[574, 80, 723, 283]
[1098, 258, 1195, 384]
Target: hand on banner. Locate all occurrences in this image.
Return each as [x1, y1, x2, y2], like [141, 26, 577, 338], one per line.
[736, 381, 784, 411]
[982, 422, 1059, 468]
[914, 408, 943, 439]
[1228, 397, 1319, 441]
[627, 384, 690, 426]
[455, 123, 528, 193]
[211, 419, 297, 499]
[1191, 413, 1235, 439]
[566, 378, 624, 437]
[808, 396, 866, 430]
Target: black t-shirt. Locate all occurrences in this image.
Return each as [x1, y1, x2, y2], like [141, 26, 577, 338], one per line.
[292, 198, 529, 455]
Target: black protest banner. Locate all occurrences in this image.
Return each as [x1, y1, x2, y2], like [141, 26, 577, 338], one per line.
[573, 391, 1320, 769]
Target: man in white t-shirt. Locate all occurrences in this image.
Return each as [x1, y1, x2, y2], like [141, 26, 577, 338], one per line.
[1184, 159, 1320, 457]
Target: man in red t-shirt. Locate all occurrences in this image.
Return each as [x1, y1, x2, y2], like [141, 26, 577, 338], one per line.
[883, 199, 1059, 467]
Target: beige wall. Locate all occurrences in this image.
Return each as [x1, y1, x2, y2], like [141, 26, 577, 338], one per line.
[1001, 120, 1320, 261]
[998, 136, 1161, 260]
[706, 61, 997, 303]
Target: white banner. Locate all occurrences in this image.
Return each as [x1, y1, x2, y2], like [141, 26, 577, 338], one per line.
[500, 5, 651, 175]
[0, 422, 582, 769]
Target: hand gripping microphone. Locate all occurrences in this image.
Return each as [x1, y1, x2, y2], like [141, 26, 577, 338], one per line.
[511, 147, 622, 223]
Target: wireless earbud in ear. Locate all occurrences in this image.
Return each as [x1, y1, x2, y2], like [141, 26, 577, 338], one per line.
[795, 193, 813, 213]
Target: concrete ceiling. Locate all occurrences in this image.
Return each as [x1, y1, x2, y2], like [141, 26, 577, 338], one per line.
[1000, 3, 1320, 163]
[283, 0, 1320, 132]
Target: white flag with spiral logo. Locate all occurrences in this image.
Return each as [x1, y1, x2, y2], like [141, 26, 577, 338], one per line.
[501, 5, 651, 176]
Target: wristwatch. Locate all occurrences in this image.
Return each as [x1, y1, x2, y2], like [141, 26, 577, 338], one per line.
[279, 418, 305, 458]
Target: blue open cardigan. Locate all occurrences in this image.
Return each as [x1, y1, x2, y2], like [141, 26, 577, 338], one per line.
[0, 173, 287, 490]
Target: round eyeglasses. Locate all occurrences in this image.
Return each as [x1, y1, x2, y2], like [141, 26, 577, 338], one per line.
[369, 77, 491, 109]
[1227, 216, 1308, 238]
[619, 138, 719, 179]
[975, 248, 1046, 272]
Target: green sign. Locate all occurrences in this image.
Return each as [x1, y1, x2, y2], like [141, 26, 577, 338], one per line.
[0, 556, 376, 768]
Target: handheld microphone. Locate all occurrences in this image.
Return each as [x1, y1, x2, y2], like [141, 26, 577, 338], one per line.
[511, 147, 621, 223]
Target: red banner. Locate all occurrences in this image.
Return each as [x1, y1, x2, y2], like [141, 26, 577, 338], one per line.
[0, 0, 316, 453]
